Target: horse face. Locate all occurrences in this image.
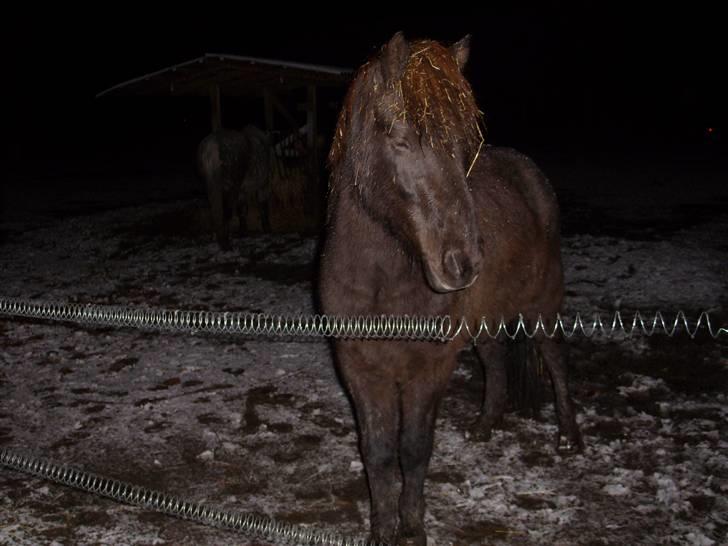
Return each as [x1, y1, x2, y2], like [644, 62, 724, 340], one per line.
[376, 119, 483, 293]
[366, 33, 483, 293]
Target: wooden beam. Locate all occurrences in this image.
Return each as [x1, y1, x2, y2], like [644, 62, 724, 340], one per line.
[306, 85, 318, 151]
[306, 84, 320, 193]
[263, 89, 275, 132]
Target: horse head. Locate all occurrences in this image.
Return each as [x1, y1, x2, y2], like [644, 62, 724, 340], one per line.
[332, 32, 485, 292]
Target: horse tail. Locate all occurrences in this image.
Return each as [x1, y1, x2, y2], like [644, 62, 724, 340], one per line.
[507, 336, 546, 417]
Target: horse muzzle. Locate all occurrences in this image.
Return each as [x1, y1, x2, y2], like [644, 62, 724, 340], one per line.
[425, 248, 481, 293]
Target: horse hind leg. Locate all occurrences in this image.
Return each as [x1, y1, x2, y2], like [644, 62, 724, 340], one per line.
[507, 337, 546, 420]
[200, 142, 232, 250]
[471, 339, 508, 441]
[537, 337, 583, 454]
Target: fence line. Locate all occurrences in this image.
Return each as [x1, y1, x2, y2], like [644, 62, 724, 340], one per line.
[1, 295, 725, 545]
[0, 448, 379, 546]
[0, 297, 725, 341]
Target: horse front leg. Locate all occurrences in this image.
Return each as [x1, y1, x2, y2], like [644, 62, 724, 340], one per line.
[538, 337, 583, 453]
[237, 188, 250, 237]
[398, 373, 448, 546]
[355, 389, 400, 542]
[339, 353, 401, 542]
[206, 174, 231, 250]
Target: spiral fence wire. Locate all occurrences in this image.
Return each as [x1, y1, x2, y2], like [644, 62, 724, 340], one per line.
[1, 296, 725, 545]
[0, 448, 378, 546]
[1, 297, 725, 342]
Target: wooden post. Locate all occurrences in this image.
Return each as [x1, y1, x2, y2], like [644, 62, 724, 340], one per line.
[306, 85, 321, 224]
[306, 85, 319, 180]
[306, 85, 318, 152]
[209, 83, 222, 132]
[272, 95, 301, 133]
[264, 89, 275, 132]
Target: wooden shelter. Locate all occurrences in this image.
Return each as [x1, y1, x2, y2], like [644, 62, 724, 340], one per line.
[97, 53, 352, 234]
[97, 53, 351, 134]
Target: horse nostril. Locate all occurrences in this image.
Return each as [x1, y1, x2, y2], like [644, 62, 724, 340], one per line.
[443, 249, 473, 282]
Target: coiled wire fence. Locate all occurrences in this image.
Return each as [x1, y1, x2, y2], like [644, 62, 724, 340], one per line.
[1, 295, 726, 545]
[0, 448, 376, 546]
[1, 297, 725, 342]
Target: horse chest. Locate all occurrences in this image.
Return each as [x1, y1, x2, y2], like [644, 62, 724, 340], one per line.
[321, 236, 456, 317]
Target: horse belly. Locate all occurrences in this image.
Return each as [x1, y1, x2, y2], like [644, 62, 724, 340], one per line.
[465, 223, 563, 323]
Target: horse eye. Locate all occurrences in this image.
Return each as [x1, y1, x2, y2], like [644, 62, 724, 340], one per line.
[392, 139, 411, 151]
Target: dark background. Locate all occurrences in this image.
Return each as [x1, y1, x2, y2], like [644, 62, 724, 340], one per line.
[3, 10, 725, 188]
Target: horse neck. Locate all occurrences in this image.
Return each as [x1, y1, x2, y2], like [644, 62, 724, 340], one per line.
[322, 177, 466, 318]
[326, 180, 413, 276]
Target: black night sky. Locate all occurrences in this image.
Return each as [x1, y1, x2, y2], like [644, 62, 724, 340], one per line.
[4, 10, 726, 183]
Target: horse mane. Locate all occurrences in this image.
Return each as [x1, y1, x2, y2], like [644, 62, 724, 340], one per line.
[329, 38, 484, 177]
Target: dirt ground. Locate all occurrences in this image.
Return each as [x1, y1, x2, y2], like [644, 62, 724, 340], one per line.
[1, 156, 727, 545]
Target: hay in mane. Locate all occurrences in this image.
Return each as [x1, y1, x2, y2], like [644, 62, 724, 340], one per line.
[329, 38, 485, 175]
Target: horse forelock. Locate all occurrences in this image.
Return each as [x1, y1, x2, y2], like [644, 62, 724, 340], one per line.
[329, 39, 484, 182]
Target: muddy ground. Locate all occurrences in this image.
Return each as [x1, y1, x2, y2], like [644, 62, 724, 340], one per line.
[1, 156, 727, 545]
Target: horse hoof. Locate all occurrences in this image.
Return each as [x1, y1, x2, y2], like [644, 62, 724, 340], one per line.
[397, 533, 427, 546]
[469, 414, 504, 442]
[556, 434, 584, 455]
[369, 531, 396, 546]
[468, 421, 493, 442]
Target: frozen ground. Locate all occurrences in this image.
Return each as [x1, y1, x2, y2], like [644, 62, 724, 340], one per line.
[1, 159, 727, 545]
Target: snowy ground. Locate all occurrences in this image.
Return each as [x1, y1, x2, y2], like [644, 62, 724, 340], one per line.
[1, 160, 727, 545]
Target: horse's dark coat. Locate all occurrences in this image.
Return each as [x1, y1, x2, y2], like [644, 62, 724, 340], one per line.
[319, 33, 581, 545]
[197, 125, 272, 248]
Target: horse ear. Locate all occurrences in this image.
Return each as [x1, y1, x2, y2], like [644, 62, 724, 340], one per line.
[380, 31, 409, 83]
[451, 35, 471, 71]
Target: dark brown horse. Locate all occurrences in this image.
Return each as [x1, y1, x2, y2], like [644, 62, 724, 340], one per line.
[197, 125, 272, 249]
[319, 33, 582, 545]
